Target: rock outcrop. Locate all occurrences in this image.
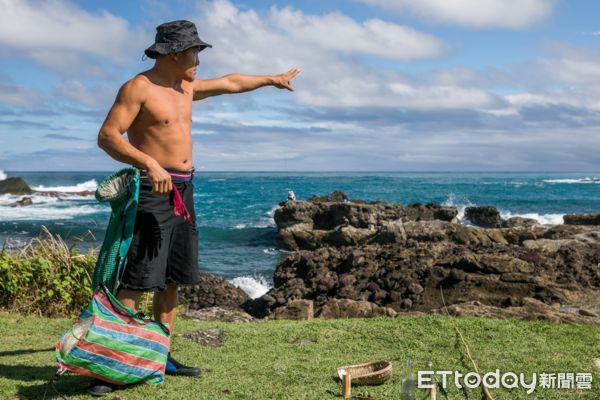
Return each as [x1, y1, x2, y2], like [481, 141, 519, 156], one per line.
[564, 213, 600, 226]
[465, 206, 503, 228]
[8, 197, 33, 207]
[0, 176, 93, 199]
[275, 200, 457, 250]
[178, 272, 249, 310]
[0, 178, 33, 195]
[256, 197, 600, 324]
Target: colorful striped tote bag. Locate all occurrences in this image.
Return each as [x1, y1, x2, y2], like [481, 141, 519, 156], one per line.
[55, 285, 170, 386]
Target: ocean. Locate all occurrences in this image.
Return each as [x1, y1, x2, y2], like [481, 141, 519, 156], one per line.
[1, 170, 599, 298]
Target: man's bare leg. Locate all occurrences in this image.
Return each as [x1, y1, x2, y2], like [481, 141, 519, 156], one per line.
[153, 282, 201, 377]
[116, 288, 143, 311]
[153, 282, 178, 331]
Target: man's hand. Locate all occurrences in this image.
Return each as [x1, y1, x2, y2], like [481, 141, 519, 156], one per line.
[271, 68, 301, 91]
[146, 161, 172, 195]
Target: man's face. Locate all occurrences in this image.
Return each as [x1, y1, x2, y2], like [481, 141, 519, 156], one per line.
[175, 47, 200, 82]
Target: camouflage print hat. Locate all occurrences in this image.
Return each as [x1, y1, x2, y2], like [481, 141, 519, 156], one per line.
[144, 20, 212, 59]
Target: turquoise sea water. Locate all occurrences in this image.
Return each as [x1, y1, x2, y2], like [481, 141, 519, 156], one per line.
[1, 171, 599, 295]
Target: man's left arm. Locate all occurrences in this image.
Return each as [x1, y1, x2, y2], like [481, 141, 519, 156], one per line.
[193, 68, 300, 101]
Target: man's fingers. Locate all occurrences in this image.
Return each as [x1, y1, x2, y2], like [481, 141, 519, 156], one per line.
[163, 179, 172, 195]
[153, 178, 172, 195]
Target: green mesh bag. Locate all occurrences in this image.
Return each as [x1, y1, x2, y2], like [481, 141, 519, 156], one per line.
[92, 168, 140, 293]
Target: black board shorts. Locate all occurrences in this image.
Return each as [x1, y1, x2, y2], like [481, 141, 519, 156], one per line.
[120, 178, 199, 292]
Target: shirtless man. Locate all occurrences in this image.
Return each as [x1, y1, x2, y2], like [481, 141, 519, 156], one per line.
[94, 20, 299, 396]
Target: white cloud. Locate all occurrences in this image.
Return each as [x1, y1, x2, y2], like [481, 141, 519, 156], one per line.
[198, 0, 442, 62]
[55, 80, 116, 108]
[195, 0, 497, 110]
[357, 0, 555, 29]
[0, 75, 42, 106]
[269, 7, 443, 61]
[0, 0, 147, 70]
[538, 45, 600, 85]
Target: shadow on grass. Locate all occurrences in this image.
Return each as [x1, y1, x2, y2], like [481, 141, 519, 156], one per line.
[0, 362, 90, 399]
[0, 347, 54, 357]
[17, 374, 90, 399]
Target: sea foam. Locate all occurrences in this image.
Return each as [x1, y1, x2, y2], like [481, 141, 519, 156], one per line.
[32, 179, 98, 192]
[443, 194, 564, 225]
[500, 211, 564, 225]
[228, 275, 273, 299]
[543, 177, 600, 184]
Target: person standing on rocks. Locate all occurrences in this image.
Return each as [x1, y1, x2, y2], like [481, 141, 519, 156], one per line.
[95, 20, 300, 396]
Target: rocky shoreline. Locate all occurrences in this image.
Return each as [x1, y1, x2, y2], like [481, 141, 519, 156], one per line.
[180, 196, 600, 325]
[4, 175, 597, 324]
[0, 177, 94, 206]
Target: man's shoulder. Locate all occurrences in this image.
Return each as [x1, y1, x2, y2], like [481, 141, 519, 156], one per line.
[117, 74, 151, 102]
[122, 74, 152, 91]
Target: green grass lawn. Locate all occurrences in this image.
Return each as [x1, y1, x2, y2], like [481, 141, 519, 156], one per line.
[0, 312, 598, 399]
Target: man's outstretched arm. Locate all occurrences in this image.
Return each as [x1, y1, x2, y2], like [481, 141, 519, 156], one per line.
[193, 68, 300, 101]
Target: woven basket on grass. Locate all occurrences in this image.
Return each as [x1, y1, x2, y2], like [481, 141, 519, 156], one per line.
[337, 361, 392, 385]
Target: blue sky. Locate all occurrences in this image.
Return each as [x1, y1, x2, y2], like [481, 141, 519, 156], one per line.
[1, 0, 600, 171]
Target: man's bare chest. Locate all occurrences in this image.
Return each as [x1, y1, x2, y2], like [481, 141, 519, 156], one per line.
[139, 89, 193, 126]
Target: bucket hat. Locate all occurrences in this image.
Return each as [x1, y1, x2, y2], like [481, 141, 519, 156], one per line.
[145, 20, 212, 59]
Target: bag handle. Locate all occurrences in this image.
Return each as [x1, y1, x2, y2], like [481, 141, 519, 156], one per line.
[99, 284, 171, 336]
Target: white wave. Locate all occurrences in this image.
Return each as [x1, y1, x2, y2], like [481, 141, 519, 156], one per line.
[543, 177, 600, 184]
[0, 193, 102, 221]
[229, 275, 273, 299]
[0, 204, 100, 221]
[262, 248, 278, 255]
[0, 193, 55, 207]
[233, 223, 247, 229]
[0, 170, 7, 181]
[262, 205, 279, 227]
[443, 194, 564, 225]
[500, 211, 563, 225]
[442, 194, 474, 222]
[32, 179, 98, 192]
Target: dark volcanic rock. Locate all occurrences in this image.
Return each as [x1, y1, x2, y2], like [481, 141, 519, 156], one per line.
[178, 272, 250, 309]
[318, 299, 397, 319]
[8, 197, 33, 207]
[263, 196, 600, 324]
[0, 177, 33, 195]
[564, 213, 600, 226]
[272, 299, 314, 320]
[0, 177, 93, 199]
[261, 220, 600, 322]
[274, 200, 459, 250]
[465, 206, 503, 228]
[502, 217, 539, 228]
